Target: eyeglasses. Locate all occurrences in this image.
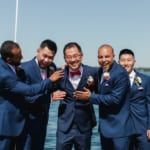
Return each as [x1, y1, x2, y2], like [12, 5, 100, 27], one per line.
[65, 54, 81, 60]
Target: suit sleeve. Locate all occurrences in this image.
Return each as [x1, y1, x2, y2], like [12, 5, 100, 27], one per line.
[146, 77, 150, 129]
[2, 73, 52, 96]
[93, 68, 99, 93]
[89, 71, 130, 106]
[25, 94, 48, 103]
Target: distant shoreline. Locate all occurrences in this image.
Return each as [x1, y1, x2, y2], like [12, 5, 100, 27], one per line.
[93, 67, 150, 72]
[135, 67, 150, 72]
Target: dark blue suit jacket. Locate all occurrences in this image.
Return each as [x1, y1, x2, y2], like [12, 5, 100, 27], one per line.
[55, 65, 97, 133]
[0, 58, 52, 136]
[22, 58, 56, 132]
[89, 61, 134, 138]
[129, 71, 150, 134]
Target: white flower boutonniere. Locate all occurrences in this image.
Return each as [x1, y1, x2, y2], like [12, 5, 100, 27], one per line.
[103, 72, 110, 81]
[134, 76, 142, 86]
[87, 75, 95, 87]
[134, 76, 144, 90]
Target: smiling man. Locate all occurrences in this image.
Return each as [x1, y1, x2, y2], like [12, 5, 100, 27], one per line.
[22, 39, 58, 150]
[119, 49, 150, 150]
[0, 40, 63, 150]
[54, 42, 97, 150]
[74, 44, 134, 150]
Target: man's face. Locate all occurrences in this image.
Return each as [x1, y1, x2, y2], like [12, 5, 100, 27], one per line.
[98, 46, 115, 72]
[119, 54, 135, 73]
[64, 46, 83, 71]
[8, 47, 23, 66]
[36, 47, 55, 69]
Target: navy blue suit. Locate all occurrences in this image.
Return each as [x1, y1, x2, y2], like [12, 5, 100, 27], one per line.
[129, 71, 150, 150]
[55, 65, 97, 150]
[21, 58, 56, 150]
[89, 61, 134, 150]
[0, 58, 53, 150]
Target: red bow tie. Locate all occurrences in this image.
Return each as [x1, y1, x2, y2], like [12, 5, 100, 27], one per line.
[70, 70, 81, 77]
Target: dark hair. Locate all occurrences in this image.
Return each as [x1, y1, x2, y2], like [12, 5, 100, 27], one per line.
[63, 42, 82, 56]
[0, 40, 20, 61]
[40, 39, 57, 54]
[119, 49, 135, 59]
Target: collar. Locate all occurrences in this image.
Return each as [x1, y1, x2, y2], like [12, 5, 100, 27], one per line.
[7, 63, 16, 73]
[35, 58, 40, 67]
[129, 70, 136, 79]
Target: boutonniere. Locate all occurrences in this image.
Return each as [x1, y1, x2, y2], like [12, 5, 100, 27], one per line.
[86, 75, 95, 88]
[48, 66, 56, 76]
[134, 76, 144, 90]
[103, 72, 110, 81]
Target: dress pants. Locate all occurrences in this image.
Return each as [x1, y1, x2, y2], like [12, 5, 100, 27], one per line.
[56, 124, 92, 150]
[100, 134, 130, 150]
[23, 112, 48, 150]
[0, 132, 27, 150]
[129, 134, 150, 150]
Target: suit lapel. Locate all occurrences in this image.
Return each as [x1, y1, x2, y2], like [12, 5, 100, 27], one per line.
[31, 59, 43, 80]
[132, 72, 143, 90]
[64, 65, 87, 90]
[77, 65, 87, 89]
[130, 83, 137, 97]
[97, 68, 103, 92]
[63, 67, 75, 90]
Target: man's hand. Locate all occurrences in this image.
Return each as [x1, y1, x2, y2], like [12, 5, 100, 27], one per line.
[74, 87, 91, 101]
[49, 70, 64, 82]
[147, 129, 150, 140]
[52, 91, 66, 101]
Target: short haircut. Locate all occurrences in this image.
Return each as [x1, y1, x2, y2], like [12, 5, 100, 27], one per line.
[0, 40, 20, 60]
[40, 39, 57, 54]
[119, 49, 135, 59]
[98, 44, 114, 54]
[63, 42, 82, 56]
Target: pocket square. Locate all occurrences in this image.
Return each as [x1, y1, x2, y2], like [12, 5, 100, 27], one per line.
[138, 86, 144, 91]
[104, 83, 109, 86]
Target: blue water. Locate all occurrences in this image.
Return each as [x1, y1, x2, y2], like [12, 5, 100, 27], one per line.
[44, 102, 101, 150]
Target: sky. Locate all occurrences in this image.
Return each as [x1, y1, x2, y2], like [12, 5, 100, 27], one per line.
[0, 0, 150, 67]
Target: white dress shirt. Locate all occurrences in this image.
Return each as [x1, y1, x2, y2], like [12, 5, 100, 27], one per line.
[40, 69, 47, 80]
[129, 70, 136, 86]
[69, 66, 83, 89]
[35, 58, 47, 80]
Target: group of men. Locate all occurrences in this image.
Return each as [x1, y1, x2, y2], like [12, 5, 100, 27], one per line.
[0, 39, 150, 150]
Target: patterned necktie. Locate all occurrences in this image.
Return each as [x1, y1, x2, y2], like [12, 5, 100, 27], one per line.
[70, 70, 81, 78]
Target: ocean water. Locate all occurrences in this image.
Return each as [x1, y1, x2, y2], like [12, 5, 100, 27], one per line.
[44, 102, 101, 150]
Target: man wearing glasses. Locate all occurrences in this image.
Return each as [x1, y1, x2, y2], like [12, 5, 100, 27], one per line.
[53, 42, 97, 150]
